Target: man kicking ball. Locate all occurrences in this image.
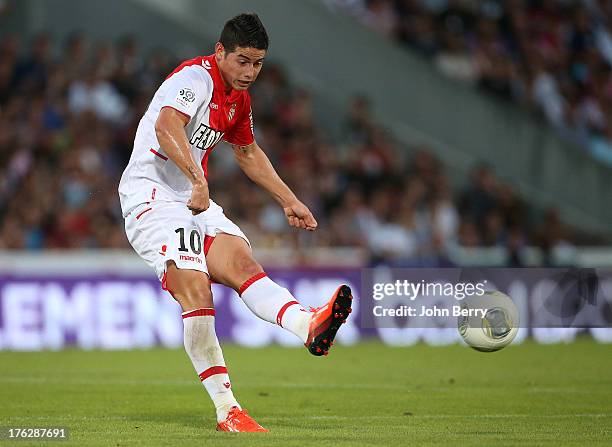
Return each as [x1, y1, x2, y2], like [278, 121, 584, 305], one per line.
[118, 13, 352, 432]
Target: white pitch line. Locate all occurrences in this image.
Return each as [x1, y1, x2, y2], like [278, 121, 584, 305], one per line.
[0, 377, 608, 396]
[3, 414, 610, 422]
[0, 377, 426, 390]
[256, 414, 612, 421]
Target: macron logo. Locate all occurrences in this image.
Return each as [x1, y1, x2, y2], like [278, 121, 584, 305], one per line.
[179, 254, 202, 263]
[203, 60, 211, 70]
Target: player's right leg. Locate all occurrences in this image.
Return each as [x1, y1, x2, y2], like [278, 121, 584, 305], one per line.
[123, 201, 266, 432]
[165, 263, 266, 432]
[164, 263, 240, 422]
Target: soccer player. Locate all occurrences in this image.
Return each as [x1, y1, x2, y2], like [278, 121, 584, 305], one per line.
[118, 13, 353, 432]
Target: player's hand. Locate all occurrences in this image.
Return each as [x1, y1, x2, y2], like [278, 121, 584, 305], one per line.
[187, 181, 210, 215]
[283, 201, 318, 231]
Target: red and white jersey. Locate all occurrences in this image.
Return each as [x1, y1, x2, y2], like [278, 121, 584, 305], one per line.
[118, 54, 254, 216]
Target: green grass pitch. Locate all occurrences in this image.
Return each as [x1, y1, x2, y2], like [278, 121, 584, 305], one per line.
[0, 339, 610, 446]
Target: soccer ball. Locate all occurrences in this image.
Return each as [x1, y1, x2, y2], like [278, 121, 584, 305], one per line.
[458, 290, 519, 352]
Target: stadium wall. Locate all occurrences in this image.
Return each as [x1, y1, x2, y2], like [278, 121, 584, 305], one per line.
[0, 252, 610, 351]
[3, 0, 611, 237]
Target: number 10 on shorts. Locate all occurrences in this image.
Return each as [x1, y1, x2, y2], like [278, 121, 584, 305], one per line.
[175, 228, 202, 255]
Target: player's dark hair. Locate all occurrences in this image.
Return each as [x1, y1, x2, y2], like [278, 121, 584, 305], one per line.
[219, 13, 269, 53]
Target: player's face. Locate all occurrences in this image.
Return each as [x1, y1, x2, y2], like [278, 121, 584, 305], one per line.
[215, 43, 266, 91]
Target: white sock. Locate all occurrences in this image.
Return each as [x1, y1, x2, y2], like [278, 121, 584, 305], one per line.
[239, 273, 311, 342]
[182, 308, 240, 422]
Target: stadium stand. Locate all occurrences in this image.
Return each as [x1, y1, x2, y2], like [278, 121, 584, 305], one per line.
[325, 0, 612, 166]
[0, 31, 603, 266]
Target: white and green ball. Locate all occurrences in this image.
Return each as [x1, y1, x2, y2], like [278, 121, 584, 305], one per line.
[458, 290, 519, 352]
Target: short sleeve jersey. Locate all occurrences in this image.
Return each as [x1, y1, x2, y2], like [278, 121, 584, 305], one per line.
[118, 54, 255, 216]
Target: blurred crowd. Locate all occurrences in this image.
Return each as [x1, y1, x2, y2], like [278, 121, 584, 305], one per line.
[0, 32, 593, 266]
[327, 0, 612, 166]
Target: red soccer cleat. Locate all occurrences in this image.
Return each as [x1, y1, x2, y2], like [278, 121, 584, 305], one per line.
[305, 285, 353, 356]
[216, 407, 268, 432]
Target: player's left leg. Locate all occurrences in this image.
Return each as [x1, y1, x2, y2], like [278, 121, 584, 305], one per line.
[206, 233, 310, 340]
[206, 233, 353, 356]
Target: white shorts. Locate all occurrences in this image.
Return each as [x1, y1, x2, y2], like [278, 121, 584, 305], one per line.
[124, 200, 249, 282]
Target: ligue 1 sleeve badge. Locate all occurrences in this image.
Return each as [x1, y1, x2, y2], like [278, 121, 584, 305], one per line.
[179, 88, 196, 102]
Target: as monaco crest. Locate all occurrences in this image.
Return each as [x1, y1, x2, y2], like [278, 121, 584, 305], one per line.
[228, 103, 237, 121]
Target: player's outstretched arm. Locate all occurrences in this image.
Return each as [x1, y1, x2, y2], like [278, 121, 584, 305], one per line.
[155, 107, 210, 214]
[232, 142, 317, 231]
